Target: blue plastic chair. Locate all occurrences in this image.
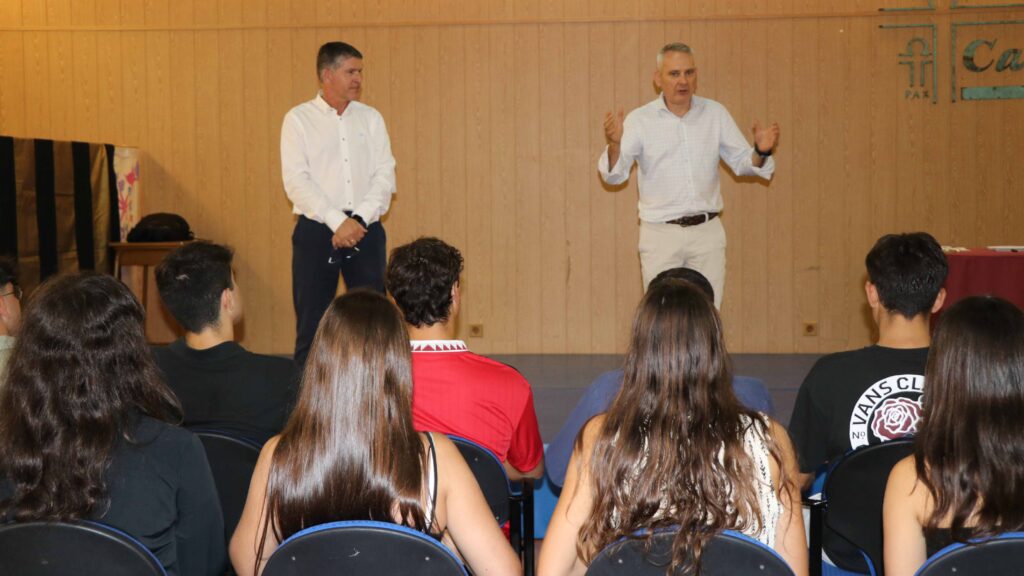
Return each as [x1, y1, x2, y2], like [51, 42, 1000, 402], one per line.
[586, 528, 795, 575]
[0, 520, 167, 576]
[191, 428, 262, 543]
[261, 519, 468, 576]
[448, 434, 536, 576]
[805, 438, 915, 576]
[915, 532, 1024, 575]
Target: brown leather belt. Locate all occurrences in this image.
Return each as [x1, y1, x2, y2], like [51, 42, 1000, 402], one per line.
[666, 212, 719, 227]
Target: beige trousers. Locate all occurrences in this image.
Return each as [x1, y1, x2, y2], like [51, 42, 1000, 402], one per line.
[638, 217, 726, 309]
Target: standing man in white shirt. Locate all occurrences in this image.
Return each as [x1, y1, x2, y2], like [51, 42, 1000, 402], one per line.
[598, 42, 780, 308]
[281, 42, 396, 366]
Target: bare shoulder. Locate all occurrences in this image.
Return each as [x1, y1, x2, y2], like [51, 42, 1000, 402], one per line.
[421, 432, 465, 470]
[765, 417, 794, 447]
[258, 435, 281, 461]
[580, 414, 606, 444]
[888, 455, 920, 492]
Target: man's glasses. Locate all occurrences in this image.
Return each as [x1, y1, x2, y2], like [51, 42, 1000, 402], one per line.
[1, 285, 22, 300]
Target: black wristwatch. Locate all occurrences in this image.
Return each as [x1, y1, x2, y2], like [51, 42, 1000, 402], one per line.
[349, 214, 368, 230]
[755, 144, 773, 158]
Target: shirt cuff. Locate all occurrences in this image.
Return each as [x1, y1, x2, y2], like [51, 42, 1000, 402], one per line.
[748, 154, 776, 179]
[597, 146, 619, 179]
[325, 208, 347, 233]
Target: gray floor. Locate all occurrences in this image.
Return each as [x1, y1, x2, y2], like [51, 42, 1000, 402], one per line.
[491, 354, 822, 442]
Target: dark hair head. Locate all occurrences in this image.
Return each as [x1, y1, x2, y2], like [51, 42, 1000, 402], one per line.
[155, 241, 234, 333]
[386, 237, 464, 328]
[865, 232, 948, 318]
[649, 267, 714, 301]
[579, 280, 785, 573]
[317, 42, 363, 81]
[0, 272, 181, 522]
[259, 290, 427, 567]
[916, 296, 1024, 540]
[0, 255, 17, 288]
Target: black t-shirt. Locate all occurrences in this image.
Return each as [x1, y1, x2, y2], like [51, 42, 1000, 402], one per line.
[153, 340, 299, 444]
[788, 345, 929, 473]
[1, 415, 226, 576]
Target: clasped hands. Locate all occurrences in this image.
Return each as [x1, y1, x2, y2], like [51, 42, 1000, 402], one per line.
[332, 218, 366, 249]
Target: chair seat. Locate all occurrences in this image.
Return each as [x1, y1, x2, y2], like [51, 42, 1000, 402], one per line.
[916, 532, 1024, 575]
[586, 529, 794, 576]
[262, 520, 467, 576]
[0, 520, 167, 576]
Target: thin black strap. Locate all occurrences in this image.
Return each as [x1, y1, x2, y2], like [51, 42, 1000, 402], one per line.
[426, 432, 438, 517]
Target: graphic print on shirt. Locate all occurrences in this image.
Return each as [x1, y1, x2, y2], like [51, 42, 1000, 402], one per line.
[848, 373, 923, 448]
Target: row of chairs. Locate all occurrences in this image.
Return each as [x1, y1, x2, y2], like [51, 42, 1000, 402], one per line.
[3, 516, 1018, 576]
[2, 431, 1019, 575]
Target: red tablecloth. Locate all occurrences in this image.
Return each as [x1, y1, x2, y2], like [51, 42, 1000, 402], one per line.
[941, 249, 1024, 312]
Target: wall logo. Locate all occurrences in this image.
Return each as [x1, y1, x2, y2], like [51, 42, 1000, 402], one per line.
[849, 374, 924, 448]
[881, 1, 1024, 102]
[900, 37, 936, 100]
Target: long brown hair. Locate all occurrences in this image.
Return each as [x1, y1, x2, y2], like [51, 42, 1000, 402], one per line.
[578, 280, 786, 574]
[257, 290, 428, 565]
[916, 296, 1024, 538]
[0, 272, 181, 521]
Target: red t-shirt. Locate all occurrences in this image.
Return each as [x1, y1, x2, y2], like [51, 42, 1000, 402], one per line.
[411, 340, 544, 474]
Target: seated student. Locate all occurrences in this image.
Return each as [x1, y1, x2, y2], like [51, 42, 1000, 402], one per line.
[789, 232, 947, 491]
[385, 237, 544, 480]
[230, 291, 520, 576]
[540, 280, 807, 576]
[0, 273, 225, 576]
[0, 255, 22, 384]
[884, 296, 1024, 576]
[545, 267, 774, 487]
[154, 241, 298, 444]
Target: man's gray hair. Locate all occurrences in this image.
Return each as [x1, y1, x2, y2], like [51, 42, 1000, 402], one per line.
[657, 42, 692, 67]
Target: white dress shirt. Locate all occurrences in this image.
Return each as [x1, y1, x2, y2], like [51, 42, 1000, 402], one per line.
[598, 94, 774, 223]
[281, 93, 397, 232]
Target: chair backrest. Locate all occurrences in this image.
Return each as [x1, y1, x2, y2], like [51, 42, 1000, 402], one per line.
[0, 520, 167, 576]
[448, 435, 512, 525]
[193, 429, 262, 539]
[915, 532, 1024, 576]
[261, 520, 468, 576]
[823, 438, 915, 575]
[586, 529, 795, 576]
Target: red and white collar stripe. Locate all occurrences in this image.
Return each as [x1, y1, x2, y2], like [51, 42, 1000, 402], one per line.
[410, 340, 469, 352]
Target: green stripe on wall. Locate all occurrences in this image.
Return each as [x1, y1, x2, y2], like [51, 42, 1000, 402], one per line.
[961, 86, 1024, 100]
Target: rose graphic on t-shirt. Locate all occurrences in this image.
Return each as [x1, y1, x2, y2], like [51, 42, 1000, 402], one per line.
[870, 397, 921, 440]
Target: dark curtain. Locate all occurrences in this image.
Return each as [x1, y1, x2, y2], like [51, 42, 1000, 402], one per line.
[0, 137, 118, 295]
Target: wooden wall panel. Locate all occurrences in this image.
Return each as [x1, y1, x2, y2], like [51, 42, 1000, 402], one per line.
[3, 3, 1024, 356]
[0, 32, 27, 135]
[463, 25, 494, 350]
[563, 23, 592, 354]
[513, 23, 541, 353]
[539, 23, 567, 354]
[587, 22, 617, 354]
[488, 25, 516, 353]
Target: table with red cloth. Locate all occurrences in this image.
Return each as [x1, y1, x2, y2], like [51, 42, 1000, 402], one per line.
[940, 248, 1024, 312]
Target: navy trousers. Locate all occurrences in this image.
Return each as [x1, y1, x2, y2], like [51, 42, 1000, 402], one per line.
[291, 215, 386, 366]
